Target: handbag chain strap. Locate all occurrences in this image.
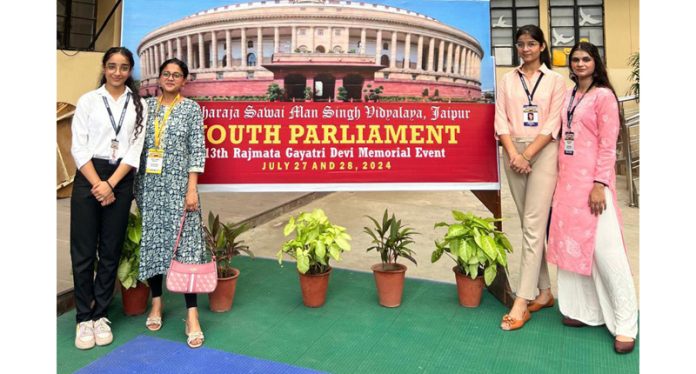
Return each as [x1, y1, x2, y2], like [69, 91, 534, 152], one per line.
[173, 211, 216, 261]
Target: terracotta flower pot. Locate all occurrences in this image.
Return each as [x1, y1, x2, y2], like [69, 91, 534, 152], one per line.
[371, 263, 407, 307]
[120, 281, 150, 316]
[453, 266, 484, 308]
[208, 268, 240, 313]
[298, 267, 332, 307]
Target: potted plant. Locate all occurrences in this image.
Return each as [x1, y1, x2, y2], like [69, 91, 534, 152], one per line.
[203, 212, 253, 312]
[117, 208, 150, 316]
[277, 208, 351, 307]
[364, 209, 418, 307]
[431, 210, 513, 307]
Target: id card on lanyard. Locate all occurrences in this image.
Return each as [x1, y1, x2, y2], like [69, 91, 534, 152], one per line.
[564, 83, 594, 155]
[102, 93, 131, 165]
[519, 71, 543, 127]
[146, 94, 180, 174]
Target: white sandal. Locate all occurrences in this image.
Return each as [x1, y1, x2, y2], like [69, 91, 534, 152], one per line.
[145, 316, 162, 331]
[184, 320, 204, 348]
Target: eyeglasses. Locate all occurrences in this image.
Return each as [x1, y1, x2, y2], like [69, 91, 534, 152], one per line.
[515, 41, 540, 49]
[161, 71, 184, 79]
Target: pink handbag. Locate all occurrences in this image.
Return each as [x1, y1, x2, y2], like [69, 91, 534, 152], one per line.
[166, 212, 218, 294]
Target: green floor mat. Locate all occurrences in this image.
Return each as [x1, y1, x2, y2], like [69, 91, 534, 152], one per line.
[57, 256, 639, 373]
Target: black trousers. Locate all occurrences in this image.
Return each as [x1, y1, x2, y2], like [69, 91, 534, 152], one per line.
[70, 159, 134, 323]
[148, 274, 198, 309]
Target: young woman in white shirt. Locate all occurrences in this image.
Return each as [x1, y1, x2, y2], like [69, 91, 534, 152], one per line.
[70, 47, 147, 350]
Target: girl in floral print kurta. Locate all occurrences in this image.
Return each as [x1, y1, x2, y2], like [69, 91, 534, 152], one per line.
[134, 58, 207, 348]
[547, 42, 637, 354]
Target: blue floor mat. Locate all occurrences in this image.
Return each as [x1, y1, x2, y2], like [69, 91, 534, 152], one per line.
[75, 335, 326, 374]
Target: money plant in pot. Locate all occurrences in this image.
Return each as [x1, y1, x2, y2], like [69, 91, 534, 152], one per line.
[117, 208, 150, 316]
[431, 210, 513, 307]
[277, 208, 351, 307]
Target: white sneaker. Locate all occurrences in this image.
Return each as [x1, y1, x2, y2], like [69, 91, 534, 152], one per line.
[93, 317, 113, 346]
[75, 321, 95, 350]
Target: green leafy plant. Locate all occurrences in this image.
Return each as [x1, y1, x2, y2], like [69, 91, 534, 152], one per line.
[304, 86, 313, 101]
[266, 83, 285, 102]
[362, 84, 384, 102]
[431, 210, 513, 286]
[627, 52, 639, 98]
[364, 209, 418, 269]
[203, 212, 254, 278]
[337, 86, 349, 102]
[277, 208, 352, 275]
[117, 208, 143, 289]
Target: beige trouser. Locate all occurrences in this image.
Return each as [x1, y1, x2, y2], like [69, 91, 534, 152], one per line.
[502, 139, 557, 301]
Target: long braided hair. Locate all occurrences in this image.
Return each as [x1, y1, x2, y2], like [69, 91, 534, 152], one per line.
[98, 47, 144, 142]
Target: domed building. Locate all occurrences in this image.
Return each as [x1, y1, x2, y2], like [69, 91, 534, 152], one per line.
[138, 0, 483, 101]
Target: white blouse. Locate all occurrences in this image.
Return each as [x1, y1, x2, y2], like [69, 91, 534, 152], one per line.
[71, 85, 148, 170]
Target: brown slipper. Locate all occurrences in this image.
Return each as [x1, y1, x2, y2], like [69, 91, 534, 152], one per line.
[562, 316, 587, 328]
[527, 296, 555, 313]
[614, 338, 635, 354]
[501, 309, 531, 331]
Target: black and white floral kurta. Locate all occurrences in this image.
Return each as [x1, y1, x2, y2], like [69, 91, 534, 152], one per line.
[135, 97, 206, 280]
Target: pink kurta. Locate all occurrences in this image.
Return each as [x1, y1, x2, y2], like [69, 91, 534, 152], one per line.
[547, 86, 625, 276]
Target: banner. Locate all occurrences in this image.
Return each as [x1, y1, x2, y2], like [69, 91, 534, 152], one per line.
[123, 0, 498, 192]
[198, 101, 498, 191]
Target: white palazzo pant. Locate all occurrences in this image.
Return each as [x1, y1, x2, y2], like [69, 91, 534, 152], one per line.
[557, 188, 638, 338]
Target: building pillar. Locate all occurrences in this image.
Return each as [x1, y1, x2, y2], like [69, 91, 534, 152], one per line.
[197, 33, 205, 69]
[241, 28, 247, 67]
[211, 31, 218, 68]
[467, 51, 472, 77]
[390, 31, 397, 68]
[446, 42, 453, 74]
[309, 26, 314, 51]
[257, 27, 263, 64]
[274, 26, 279, 54]
[176, 37, 182, 60]
[460, 49, 466, 75]
[225, 29, 231, 68]
[454, 45, 460, 75]
[360, 28, 366, 54]
[167, 39, 172, 59]
[159, 43, 166, 68]
[403, 33, 411, 70]
[375, 29, 382, 64]
[438, 39, 445, 73]
[335, 77, 343, 100]
[185, 36, 192, 69]
[416, 35, 423, 71]
[143, 49, 149, 77]
[427, 37, 434, 72]
[291, 26, 296, 52]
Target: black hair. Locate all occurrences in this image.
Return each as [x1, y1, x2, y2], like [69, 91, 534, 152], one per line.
[568, 41, 617, 99]
[515, 25, 552, 69]
[99, 47, 144, 142]
[568, 41, 622, 125]
[158, 58, 189, 79]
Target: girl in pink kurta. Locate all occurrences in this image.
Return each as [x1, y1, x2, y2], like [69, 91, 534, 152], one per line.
[547, 42, 638, 354]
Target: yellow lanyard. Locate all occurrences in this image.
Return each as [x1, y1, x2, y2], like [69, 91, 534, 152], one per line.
[153, 94, 180, 148]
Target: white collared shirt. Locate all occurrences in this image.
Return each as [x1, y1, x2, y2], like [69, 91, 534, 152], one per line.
[71, 85, 148, 170]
